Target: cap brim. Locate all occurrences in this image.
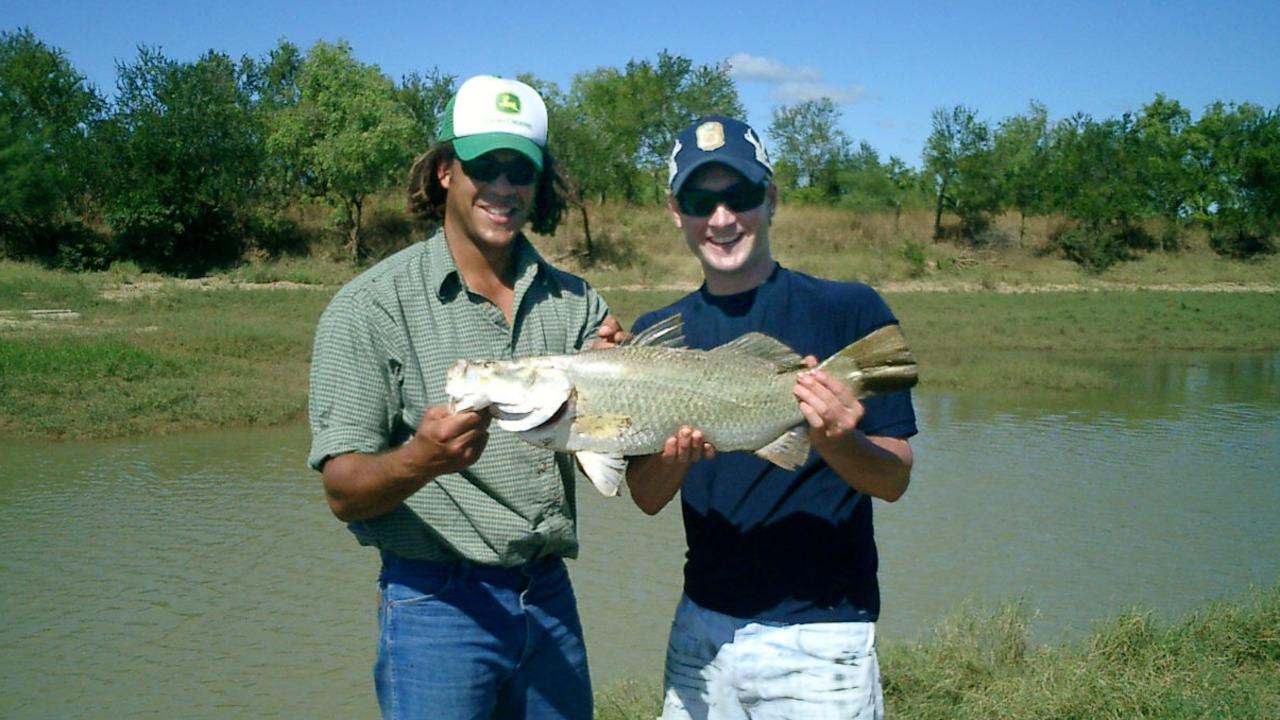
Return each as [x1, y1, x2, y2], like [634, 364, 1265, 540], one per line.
[454, 133, 544, 171]
[670, 156, 769, 195]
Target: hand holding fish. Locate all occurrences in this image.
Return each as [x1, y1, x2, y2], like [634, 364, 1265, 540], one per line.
[793, 359, 913, 502]
[413, 404, 492, 475]
[794, 360, 866, 447]
[319, 405, 492, 522]
[590, 316, 631, 349]
[661, 426, 718, 465]
[627, 426, 716, 514]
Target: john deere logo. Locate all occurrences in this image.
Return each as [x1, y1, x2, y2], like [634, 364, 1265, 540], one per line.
[496, 93, 521, 114]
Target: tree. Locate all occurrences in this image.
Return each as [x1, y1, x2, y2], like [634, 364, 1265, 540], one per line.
[769, 98, 851, 200]
[396, 68, 455, 148]
[1134, 94, 1193, 247]
[517, 75, 601, 258]
[239, 38, 305, 243]
[267, 41, 417, 261]
[563, 67, 645, 203]
[923, 105, 1000, 241]
[562, 51, 743, 204]
[97, 47, 262, 274]
[241, 38, 302, 112]
[1191, 101, 1280, 257]
[1040, 113, 1154, 270]
[993, 101, 1050, 245]
[0, 28, 103, 263]
[624, 51, 743, 201]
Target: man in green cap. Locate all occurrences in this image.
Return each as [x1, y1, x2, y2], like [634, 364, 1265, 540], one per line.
[308, 74, 621, 720]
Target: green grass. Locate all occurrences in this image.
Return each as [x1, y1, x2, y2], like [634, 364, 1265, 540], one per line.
[878, 586, 1280, 719]
[1, 264, 332, 438]
[592, 586, 1280, 719]
[887, 291, 1280, 393]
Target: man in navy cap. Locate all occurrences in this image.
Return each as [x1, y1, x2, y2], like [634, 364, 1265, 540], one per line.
[627, 116, 918, 719]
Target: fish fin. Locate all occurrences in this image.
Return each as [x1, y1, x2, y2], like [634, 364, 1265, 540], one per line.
[625, 314, 685, 349]
[575, 451, 627, 497]
[754, 426, 811, 469]
[711, 333, 806, 372]
[817, 324, 919, 398]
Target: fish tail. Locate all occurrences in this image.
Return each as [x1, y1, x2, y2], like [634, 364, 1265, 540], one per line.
[817, 324, 919, 398]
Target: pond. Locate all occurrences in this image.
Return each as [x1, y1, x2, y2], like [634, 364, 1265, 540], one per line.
[2, 352, 1277, 718]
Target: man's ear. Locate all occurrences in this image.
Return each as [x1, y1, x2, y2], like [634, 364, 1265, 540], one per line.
[667, 194, 684, 229]
[437, 158, 452, 190]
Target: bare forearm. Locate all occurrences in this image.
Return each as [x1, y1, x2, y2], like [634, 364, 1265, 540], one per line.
[320, 406, 490, 522]
[626, 454, 685, 515]
[321, 441, 439, 521]
[818, 433, 913, 502]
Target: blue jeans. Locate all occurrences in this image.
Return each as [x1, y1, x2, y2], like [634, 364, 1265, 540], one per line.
[374, 553, 592, 720]
[661, 595, 883, 720]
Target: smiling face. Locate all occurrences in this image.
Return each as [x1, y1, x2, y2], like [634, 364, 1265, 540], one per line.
[670, 163, 778, 296]
[439, 148, 538, 255]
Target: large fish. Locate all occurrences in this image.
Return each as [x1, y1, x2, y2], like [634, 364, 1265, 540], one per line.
[445, 315, 918, 497]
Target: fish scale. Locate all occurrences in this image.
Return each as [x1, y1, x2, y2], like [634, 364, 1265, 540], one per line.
[563, 345, 804, 454]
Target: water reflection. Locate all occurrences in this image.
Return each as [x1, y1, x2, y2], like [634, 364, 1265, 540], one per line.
[1, 353, 1276, 718]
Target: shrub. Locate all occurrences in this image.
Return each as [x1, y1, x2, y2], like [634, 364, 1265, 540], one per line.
[1050, 222, 1156, 273]
[900, 240, 928, 277]
[1209, 211, 1277, 259]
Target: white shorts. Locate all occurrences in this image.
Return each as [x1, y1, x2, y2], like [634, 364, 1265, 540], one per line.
[660, 595, 883, 720]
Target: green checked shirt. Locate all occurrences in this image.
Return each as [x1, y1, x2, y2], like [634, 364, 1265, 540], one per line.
[307, 230, 609, 566]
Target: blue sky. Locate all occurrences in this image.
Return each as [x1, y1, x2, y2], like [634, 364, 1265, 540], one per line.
[6, 0, 1278, 167]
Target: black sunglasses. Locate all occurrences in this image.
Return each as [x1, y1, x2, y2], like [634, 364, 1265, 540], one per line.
[460, 155, 539, 185]
[676, 182, 768, 217]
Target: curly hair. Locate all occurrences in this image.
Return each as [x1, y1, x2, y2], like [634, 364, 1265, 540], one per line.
[407, 142, 570, 236]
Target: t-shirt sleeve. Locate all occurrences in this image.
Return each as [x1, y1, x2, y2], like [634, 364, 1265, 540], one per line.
[307, 293, 402, 471]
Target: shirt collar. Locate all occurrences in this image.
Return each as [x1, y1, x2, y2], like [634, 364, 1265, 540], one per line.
[427, 229, 546, 303]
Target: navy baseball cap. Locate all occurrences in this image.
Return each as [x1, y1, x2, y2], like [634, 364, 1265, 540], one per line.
[667, 116, 774, 195]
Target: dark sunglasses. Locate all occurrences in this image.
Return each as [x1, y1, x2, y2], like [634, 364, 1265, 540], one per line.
[459, 155, 539, 185]
[676, 182, 768, 217]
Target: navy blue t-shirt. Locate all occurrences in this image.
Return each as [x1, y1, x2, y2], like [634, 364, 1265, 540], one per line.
[633, 266, 917, 624]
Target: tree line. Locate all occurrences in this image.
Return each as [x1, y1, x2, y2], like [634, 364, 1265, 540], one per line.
[2, 28, 1277, 275]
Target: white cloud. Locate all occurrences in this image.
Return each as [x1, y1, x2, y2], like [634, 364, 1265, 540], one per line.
[773, 81, 866, 105]
[728, 53, 865, 106]
[727, 53, 820, 83]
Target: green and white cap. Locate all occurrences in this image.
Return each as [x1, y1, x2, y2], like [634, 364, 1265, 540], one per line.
[439, 75, 548, 170]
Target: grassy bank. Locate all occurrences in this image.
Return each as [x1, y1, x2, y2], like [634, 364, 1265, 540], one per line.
[0, 261, 332, 438]
[2, 260, 1277, 439]
[592, 586, 1280, 719]
[1, 202, 1278, 440]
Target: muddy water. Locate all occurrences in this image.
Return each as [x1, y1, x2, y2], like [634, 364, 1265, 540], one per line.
[2, 352, 1277, 718]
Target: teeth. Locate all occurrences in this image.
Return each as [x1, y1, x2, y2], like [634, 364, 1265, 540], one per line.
[709, 235, 739, 246]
